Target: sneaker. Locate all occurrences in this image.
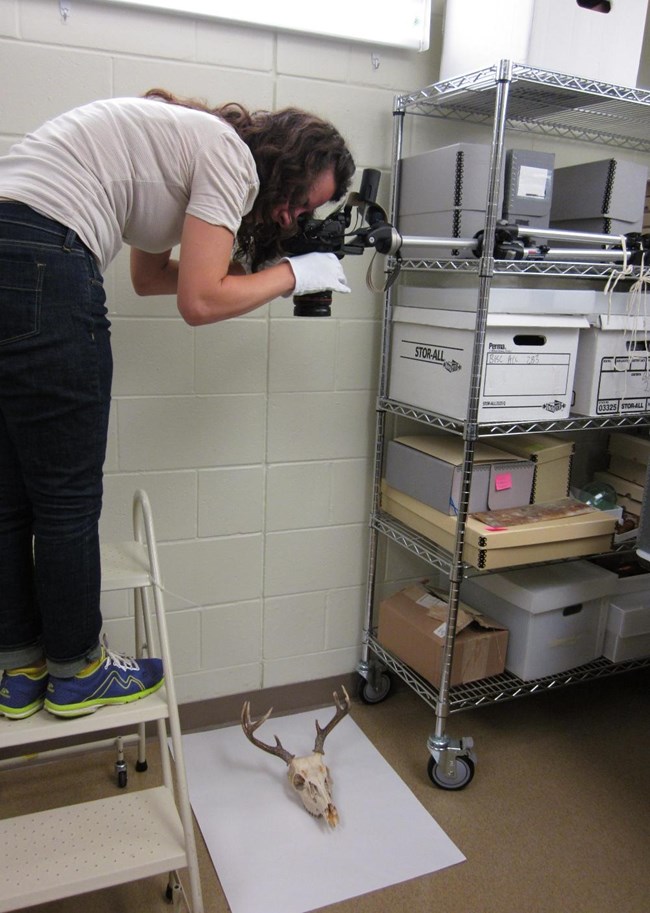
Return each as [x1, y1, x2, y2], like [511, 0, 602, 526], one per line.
[0, 665, 48, 719]
[44, 645, 164, 718]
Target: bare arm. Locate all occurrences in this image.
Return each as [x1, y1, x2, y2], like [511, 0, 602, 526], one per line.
[130, 215, 296, 326]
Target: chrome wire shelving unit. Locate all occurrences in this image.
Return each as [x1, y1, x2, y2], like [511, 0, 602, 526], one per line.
[367, 636, 650, 714]
[379, 397, 650, 438]
[358, 60, 650, 791]
[396, 62, 650, 153]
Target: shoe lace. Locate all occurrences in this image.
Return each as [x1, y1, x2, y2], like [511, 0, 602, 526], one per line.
[102, 637, 140, 672]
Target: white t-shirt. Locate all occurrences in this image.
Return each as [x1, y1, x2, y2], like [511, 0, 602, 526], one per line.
[0, 97, 260, 271]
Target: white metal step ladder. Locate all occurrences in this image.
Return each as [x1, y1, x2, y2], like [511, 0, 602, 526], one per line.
[0, 490, 204, 913]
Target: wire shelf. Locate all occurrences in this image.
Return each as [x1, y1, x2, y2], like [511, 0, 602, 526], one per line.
[372, 511, 454, 576]
[378, 397, 650, 436]
[396, 62, 650, 152]
[367, 635, 650, 713]
[398, 258, 646, 280]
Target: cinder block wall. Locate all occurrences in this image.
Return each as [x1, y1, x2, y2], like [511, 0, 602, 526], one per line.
[2, 1, 650, 707]
[0, 0, 451, 704]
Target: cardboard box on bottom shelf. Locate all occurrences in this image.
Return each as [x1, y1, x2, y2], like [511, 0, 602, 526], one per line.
[460, 560, 616, 681]
[380, 480, 616, 571]
[377, 583, 508, 687]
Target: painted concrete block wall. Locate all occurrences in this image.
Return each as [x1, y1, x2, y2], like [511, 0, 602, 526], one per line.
[0, 0, 448, 704]
[2, 1, 650, 706]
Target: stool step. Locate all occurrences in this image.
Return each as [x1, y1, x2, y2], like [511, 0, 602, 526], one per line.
[0, 688, 169, 751]
[0, 787, 186, 912]
[101, 541, 152, 591]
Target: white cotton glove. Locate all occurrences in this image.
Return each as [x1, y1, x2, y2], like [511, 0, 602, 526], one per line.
[281, 252, 351, 297]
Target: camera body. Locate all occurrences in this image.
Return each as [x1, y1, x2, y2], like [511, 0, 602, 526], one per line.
[281, 168, 396, 316]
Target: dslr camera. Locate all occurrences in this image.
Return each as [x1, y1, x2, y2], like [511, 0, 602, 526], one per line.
[281, 168, 400, 316]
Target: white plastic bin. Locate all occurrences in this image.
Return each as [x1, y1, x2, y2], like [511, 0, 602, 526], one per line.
[439, 0, 649, 88]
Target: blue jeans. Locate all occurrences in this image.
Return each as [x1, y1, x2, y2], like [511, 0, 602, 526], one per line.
[0, 203, 111, 676]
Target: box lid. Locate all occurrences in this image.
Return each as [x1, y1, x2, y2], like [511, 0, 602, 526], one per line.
[607, 593, 650, 637]
[593, 314, 650, 332]
[381, 481, 617, 549]
[392, 306, 589, 331]
[495, 433, 574, 465]
[462, 559, 616, 614]
[394, 434, 527, 468]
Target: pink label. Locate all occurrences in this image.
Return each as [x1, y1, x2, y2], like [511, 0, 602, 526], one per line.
[494, 473, 512, 491]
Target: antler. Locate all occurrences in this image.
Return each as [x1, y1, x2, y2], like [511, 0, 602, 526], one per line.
[313, 686, 351, 754]
[241, 701, 295, 765]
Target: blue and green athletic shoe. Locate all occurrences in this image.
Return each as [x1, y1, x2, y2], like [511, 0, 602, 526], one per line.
[0, 666, 48, 719]
[45, 645, 164, 718]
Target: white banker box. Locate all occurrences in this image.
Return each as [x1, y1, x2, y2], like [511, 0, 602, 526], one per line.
[389, 306, 587, 422]
[460, 560, 616, 681]
[572, 315, 650, 417]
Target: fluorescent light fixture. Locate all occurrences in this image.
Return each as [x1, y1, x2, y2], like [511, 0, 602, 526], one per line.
[92, 0, 431, 51]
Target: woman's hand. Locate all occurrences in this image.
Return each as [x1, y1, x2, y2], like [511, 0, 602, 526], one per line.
[132, 216, 352, 326]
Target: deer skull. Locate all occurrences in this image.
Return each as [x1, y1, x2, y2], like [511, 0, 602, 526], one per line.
[241, 686, 350, 827]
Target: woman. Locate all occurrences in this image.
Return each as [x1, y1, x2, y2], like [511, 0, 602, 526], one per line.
[0, 89, 355, 719]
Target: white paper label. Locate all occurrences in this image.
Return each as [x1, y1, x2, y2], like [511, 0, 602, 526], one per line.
[517, 165, 550, 200]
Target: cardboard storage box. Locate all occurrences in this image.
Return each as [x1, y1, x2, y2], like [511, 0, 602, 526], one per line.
[502, 149, 555, 230]
[439, 0, 649, 88]
[550, 159, 648, 237]
[602, 593, 650, 663]
[572, 315, 650, 416]
[385, 434, 535, 516]
[398, 143, 503, 259]
[608, 432, 650, 467]
[608, 455, 648, 487]
[377, 583, 508, 686]
[460, 560, 616, 680]
[495, 433, 574, 503]
[381, 481, 616, 571]
[389, 306, 587, 422]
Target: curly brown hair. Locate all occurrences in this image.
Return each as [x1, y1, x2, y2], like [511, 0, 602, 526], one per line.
[143, 89, 355, 270]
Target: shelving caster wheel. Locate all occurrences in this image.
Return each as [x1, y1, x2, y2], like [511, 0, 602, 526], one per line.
[357, 662, 392, 704]
[426, 736, 476, 791]
[115, 737, 127, 789]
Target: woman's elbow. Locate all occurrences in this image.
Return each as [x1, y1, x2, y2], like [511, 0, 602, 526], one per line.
[131, 275, 151, 297]
[177, 296, 214, 327]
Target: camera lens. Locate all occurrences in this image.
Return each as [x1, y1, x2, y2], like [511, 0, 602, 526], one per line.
[293, 292, 332, 317]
